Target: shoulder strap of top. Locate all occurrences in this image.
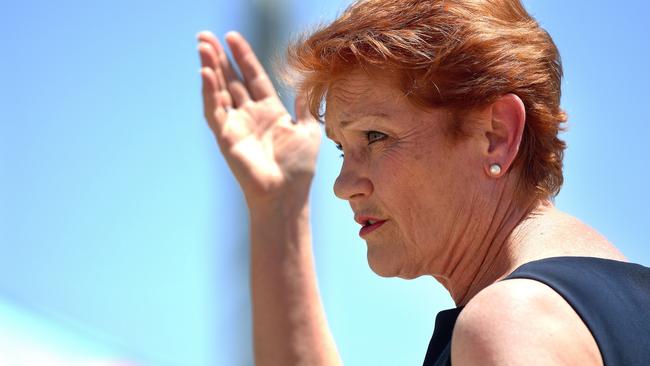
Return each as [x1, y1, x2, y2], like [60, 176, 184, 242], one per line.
[423, 307, 463, 366]
[504, 256, 650, 366]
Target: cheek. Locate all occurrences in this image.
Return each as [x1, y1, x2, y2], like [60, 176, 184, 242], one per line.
[373, 155, 438, 235]
[384, 151, 469, 238]
[369, 134, 470, 220]
[370, 148, 419, 202]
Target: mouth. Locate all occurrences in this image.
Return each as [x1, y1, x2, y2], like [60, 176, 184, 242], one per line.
[355, 216, 388, 237]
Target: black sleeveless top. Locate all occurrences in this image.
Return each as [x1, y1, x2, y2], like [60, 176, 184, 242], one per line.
[422, 256, 650, 366]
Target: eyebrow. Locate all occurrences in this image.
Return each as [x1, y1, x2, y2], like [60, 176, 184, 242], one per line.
[325, 112, 390, 140]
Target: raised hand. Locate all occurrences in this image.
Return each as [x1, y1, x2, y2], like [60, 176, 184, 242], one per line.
[197, 31, 321, 204]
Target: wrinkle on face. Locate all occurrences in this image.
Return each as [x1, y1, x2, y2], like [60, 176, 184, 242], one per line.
[324, 69, 492, 280]
[326, 70, 401, 122]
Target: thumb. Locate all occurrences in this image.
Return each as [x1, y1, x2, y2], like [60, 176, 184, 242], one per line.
[294, 93, 317, 124]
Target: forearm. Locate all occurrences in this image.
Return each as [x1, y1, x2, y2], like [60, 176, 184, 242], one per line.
[249, 197, 341, 366]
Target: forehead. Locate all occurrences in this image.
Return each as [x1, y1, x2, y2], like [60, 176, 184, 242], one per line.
[324, 70, 409, 133]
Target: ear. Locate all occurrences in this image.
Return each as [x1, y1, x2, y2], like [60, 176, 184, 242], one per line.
[483, 94, 525, 177]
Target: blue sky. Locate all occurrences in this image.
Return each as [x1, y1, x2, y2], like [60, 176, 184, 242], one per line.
[1, 1, 648, 365]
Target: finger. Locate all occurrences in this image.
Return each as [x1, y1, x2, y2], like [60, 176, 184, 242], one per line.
[197, 31, 250, 107]
[200, 67, 221, 128]
[197, 37, 247, 107]
[200, 66, 217, 118]
[198, 41, 232, 124]
[225, 31, 278, 101]
[201, 67, 231, 134]
[198, 42, 226, 92]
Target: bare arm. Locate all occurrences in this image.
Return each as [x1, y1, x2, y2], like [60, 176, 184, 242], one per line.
[197, 31, 341, 365]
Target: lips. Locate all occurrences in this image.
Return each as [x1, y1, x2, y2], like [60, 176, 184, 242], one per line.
[355, 215, 388, 237]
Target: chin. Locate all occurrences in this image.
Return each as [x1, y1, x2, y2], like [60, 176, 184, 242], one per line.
[367, 249, 421, 279]
[367, 259, 396, 278]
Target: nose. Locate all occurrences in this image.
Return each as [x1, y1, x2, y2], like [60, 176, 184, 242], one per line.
[333, 157, 373, 201]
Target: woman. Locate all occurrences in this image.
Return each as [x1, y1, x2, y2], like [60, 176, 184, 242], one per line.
[197, 0, 650, 365]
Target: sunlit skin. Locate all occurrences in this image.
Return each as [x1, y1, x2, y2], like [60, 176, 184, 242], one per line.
[325, 70, 623, 365]
[326, 70, 496, 283]
[198, 30, 625, 365]
[197, 31, 340, 366]
[325, 70, 625, 305]
[325, 70, 531, 300]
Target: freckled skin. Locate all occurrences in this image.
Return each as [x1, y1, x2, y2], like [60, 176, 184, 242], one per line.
[326, 70, 491, 279]
[326, 67, 626, 308]
[325, 71, 623, 364]
[199, 30, 624, 366]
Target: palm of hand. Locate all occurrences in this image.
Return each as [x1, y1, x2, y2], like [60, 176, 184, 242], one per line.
[198, 31, 321, 200]
[220, 97, 321, 196]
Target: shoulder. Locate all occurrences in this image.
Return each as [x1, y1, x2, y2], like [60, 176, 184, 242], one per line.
[451, 278, 602, 366]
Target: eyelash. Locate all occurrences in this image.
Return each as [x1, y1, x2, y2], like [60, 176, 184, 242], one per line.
[335, 130, 387, 158]
[335, 143, 344, 158]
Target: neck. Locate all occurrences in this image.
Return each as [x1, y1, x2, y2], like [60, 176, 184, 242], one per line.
[434, 182, 552, 306]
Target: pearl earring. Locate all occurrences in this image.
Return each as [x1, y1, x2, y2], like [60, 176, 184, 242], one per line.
[489, 164, 502, 177]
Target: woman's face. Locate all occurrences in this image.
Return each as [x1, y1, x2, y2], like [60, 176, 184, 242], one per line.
[325, 70, 490, 279]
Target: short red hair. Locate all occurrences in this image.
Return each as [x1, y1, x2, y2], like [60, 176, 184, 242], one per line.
[285, 0, 567, 200]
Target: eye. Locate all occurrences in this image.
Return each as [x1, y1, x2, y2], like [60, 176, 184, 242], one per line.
[366, 130, 387, 144]
[335, 142, 344, 158]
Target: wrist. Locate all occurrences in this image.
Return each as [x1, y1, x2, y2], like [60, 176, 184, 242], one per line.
[245, 180, 312, 215]
[248, 194, 312, 255]
[248, 195, 310, 223]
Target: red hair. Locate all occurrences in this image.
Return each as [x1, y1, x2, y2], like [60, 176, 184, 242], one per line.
[285, 0, 567, 200]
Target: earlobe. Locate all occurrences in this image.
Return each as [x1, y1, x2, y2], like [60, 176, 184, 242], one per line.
[484, 94, 526, 177]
